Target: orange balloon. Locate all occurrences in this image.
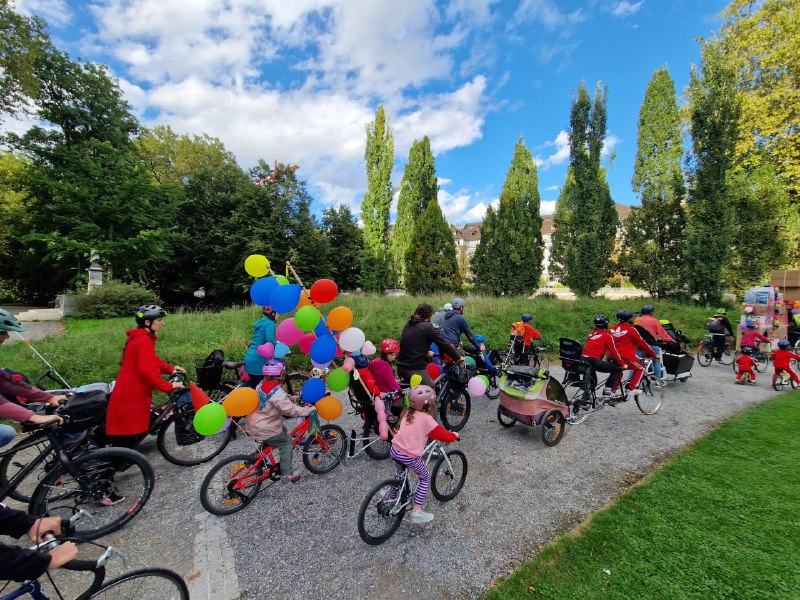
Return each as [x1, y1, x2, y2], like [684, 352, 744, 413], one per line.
[297, 290, 312, 308]
[221, 387, 259, 417]
[315, 395, 342, 421]
[326, 306, 353, 331]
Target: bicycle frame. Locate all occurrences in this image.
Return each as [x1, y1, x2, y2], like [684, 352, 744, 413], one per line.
[385, 440, 443, 515]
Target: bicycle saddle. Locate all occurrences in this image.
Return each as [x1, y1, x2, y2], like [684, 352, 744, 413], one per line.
[222, 361, 244, 370]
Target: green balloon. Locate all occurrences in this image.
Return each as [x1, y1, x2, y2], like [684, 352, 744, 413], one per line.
[327, 367, 350, 392]
[463, 356, 476, 367]
[478, 374, 490, 387]
[294, 305, 321, 332]
[193, 402, 226, 436]
[275, 275, 290, 285]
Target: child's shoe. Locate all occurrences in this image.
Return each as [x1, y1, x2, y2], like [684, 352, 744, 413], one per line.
[282, 473, 301, 484]
[408, 511, 434, 524]
[385, 412, 398, 424]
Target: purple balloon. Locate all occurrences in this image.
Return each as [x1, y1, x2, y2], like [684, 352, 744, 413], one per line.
[311, 359, 332, 369]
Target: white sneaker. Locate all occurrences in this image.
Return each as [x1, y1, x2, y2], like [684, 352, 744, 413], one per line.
[408, 511, 434, 524]
[629, 388, 642, 397]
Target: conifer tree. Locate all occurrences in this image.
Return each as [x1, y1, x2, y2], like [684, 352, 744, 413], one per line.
[359, 104, 394, 292]
[472, 138, 543, 294]
[405, 199, 459, 294]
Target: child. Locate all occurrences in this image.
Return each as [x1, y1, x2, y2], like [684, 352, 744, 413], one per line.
[740, 321, 770, 351]
[368, 339, 403, 423]
[772, 339, 800, 386]
[389, 385, 458, 524]
[244, 359, 315, 483]
[735, 346, 757, 384]
[509, 313, 541, 365]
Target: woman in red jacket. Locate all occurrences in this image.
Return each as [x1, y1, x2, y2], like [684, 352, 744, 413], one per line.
[106, 305, 185, 447]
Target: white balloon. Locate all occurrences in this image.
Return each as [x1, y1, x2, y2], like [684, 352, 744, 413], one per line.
[361, 340, 377, 355]
[338, 327, 366, 353]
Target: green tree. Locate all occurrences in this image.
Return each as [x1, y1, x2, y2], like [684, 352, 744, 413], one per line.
[359, 104, 394, 292]
[549, 82, 618, 296]
[0, 152, 28, 300]
[321, 204, 363, 290]
[404, 199, 459, 294]
[390, 136, 437, 287]
[472, 138, 543, 295]
[684, 40, 741, 303]
[620, 67, 687, 297]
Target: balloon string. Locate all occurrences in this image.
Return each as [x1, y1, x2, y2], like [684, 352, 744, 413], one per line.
[286, 261, 322, 311]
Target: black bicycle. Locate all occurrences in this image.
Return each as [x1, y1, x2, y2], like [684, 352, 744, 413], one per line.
[434, 362, 472, 432]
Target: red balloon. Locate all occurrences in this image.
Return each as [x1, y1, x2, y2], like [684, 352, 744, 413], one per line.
[310, 279, 338, 304]
[298, 333, 316, 355]
[426, 363, 441, 380]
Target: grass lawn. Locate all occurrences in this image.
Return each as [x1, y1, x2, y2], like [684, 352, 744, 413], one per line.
[484, 390, 800, 600]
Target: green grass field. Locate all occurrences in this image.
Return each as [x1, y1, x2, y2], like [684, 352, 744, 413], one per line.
[484, 390, 800, 600]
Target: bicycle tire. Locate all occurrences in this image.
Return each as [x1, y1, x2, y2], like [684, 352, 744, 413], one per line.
[0, 437, 55, 503]
[720, 345, 734, 365]
[754, 352, 769, 373]
[696, 342, 712, 367]
[200, 453, 265, 516]
[85, 567, 189, 599]
[496, 405, 516, 428]
[431, 449, 467, 501]
[566, 385, 590, 425]
[772, 373, 785, 392]
[439, 389, 471, 432]
[635, 374, 664, 415]
[357, 478, 406, 545]
[156, 410, 235, 467]
[302, 424, 346, 474]
[363, 420, 391, 460]
[29, 447, 154, 540]
[541, 409, 566, 446]
[486, 374, 500, 400]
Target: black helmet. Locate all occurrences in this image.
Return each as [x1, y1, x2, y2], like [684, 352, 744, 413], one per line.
[741, 346, 754, 355]
[593, 315, 609, 328]
[135, 305, 167, 327]
[521, 313, 533, 323]
[641, 304, 654, 315]
[777, 339, 791, 350]
[0, 308, 24, 332]
[616, 310, 634, 322]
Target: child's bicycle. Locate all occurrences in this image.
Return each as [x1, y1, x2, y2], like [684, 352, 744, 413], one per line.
[357, 439, 467, 545]
[0, 510, 189, 600]
[732, 342, 770, 374]
[771, 369, 797, 391]
[199, 413, 346, 515]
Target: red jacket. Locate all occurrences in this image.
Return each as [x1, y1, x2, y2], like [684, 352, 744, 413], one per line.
[772, 349, 800, 370]
[735, 354, 757, 371]
[106, 329, 175, 436]
[610, 323, 656, 359]
[582, 329, 625, 364]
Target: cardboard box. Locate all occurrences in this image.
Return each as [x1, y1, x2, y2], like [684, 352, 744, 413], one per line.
[781, 287, 800, 302]
[771, 270, 800, 288]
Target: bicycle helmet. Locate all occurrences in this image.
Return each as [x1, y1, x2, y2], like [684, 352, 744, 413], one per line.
[0, 308, 24, 332]
[641, 304, 655, 315]
[452, 298, 466, 310]
[616, 310, 634, 322]
[135, 304, 167, 327]
[380, 339, 400, 354]
[593, 315, 609, 328]
[741, 346, 754, 355]
[521, 313, 533, 323]
[777, 339, 791, 350]
[745, 321, 756, 329]
[408, 385, 436, 411]
[353, 353, 369, 369]
[262, 359, 287, 377]
[715, 308, 728, 315]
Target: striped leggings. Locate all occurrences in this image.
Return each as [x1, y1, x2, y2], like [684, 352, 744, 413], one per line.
[389, 447, 430, 507]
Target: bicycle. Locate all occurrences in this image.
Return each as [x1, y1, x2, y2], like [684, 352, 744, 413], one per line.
[194, 350, 308, 401]
[199, 413, 346, 515]
[434, 362, 472, 432]
[0, 510, 188, 599]
[772, 369, 798, 391]
[345, 381, 400, 461]
[357, 439, 467, 545]
[732, 342, 770, 375]
[696, 334, 734, 367]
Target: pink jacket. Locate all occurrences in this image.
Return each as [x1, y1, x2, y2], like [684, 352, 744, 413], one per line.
[368, 358, 402, 393]
[391, 411, 457, 458]
[244, 385, 314, 441]
[636, 315, 674, 342]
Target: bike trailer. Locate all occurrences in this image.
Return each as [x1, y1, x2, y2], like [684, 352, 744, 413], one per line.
[498, 366, 568, 424]
[57, 389, 109, 433]
[662, 350, 695, 382]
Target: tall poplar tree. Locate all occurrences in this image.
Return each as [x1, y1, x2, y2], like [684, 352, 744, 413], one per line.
[472, 138, 543, 294]
[549, 82, 618, 296]
[359, 104, 394, 292]
[405, 199, 459, 294]
[621, 67, 687, 297]
[390, 136, 437, 287]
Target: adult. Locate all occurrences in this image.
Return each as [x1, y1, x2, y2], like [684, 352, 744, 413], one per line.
[397, 304, 461, 386]
[581, 315, 628, 399]
[243, 305, 277, 389]
[707, 308, 734, 363]
[635, 304, 674, 378]
[441, 298, 483, 353]
[430, 303, 452, 330]
[610, 310, 655, 396]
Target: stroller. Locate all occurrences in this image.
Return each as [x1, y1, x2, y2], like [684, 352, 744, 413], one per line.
[656, 321, 694, 383]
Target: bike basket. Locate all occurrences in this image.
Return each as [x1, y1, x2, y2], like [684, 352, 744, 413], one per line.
[194, 349, 225, 390]
[57, 390, 108, 433]
[448, 364, 471, 384]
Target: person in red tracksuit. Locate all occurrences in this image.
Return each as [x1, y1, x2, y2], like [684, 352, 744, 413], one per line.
[772, 339, 800, 386]
[610, 310, 656, 396]
[582, 315, 628, 398]
[735, 347, 758, 384]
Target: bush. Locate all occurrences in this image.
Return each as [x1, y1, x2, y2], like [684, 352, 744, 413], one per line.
[74, 281, 161, 319]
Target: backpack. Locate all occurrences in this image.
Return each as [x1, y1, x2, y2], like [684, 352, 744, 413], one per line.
[706, 318, 724, 334]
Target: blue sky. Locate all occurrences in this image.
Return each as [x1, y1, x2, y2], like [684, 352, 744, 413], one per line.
[11, 0, 729, 222]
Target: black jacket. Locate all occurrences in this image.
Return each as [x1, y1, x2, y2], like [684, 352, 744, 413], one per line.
[0, 504, 51, 581]
[397, 316, 461, 370]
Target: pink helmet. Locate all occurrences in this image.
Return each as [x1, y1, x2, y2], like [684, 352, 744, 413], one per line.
[408, 385, 436, 411]
[262, 359, 286, 377]
[380, 339, 400, 354]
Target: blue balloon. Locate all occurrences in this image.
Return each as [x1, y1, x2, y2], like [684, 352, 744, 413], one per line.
[310, 334, 337, 365]
[301, 378, 326, 404]
[274, 342, 291, 359]
[269, 284, 302, 314]
[314, 317, 330, 337]
[250, 277, 278, 306]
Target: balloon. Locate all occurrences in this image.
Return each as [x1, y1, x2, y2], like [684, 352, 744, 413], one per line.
[269, 284, 302, 314]
[297, 290, 313, 309]
[478, 374, 490, 387]
[426, 363, 441, 380]
[275, 275, 290, 285]
[310, 279, 338, 304]
[189, 382, 210, 412]
[342, 356, 356, 373]
[310, 334, 337, 364]
[311, 359, 331, 369]
[221, 387, 259, 417]
[410, 374, 422, 387]
[294, 306, 321, 332]
[361, 340, 377, 356]
[244, 254, 270, 278]
[249, 277, 278, 306]
[793, 309, 800, 314]
[257, 342, 275, 359]
[314, 318, 330, 337]
[373, 396, 389, 441]
[744, 306, 754, 313]
[467, 376, 487, 396]
[327, 368, 350, 392]
[193, 402, 227, 435]
[299, 333, 316, 355]
[301, 378, 326, 404]
[276, 318, 304, 346]
[274, 342, 291, 359]
[339, 327, 366, 352]
[327, 306, 353, 331]
[315, 396, 342, 420]
[463, 356, 477, 367]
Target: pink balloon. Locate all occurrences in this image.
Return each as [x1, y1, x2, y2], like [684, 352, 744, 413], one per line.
[335, 345, 344, 357]
[276, 318, 303, 346]
[361, 340, 376, 356]
[299, 333, 316, 355]
[467, 376, 487, 396]
[257, 342, 275, 359]
[373, 396, 389, 441]
[342, 357, 355, 373]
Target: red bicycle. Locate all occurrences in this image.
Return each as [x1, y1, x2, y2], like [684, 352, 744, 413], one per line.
[199, 414, 346, 515]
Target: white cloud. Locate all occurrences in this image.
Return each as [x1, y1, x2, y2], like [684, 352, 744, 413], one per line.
[438, 182, 496, 224]
[534, 130, 570, 169]
[610, 1, 644, 17]
[15, 0, 72, 26]
[514, 0, 585, 30]
[602, 134, 620, 156]
[540, 200, 556, 215]
[545, 185, 560, 191]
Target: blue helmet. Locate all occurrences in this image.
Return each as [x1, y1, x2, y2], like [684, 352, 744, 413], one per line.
[521, 313, 533, 323]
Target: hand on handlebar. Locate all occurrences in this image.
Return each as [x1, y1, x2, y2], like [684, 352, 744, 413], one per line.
[171, 381, 185, 391]
[27, 517, 64, 543]
[28, 414, 63, 427]
[47, 542, 79, 570]
[172, 366, 186, 374]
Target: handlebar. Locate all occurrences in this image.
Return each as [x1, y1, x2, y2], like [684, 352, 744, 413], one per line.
[31, 509, 120, 570]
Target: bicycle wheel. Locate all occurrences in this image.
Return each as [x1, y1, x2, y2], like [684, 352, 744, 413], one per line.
[357, 478, 406, 545]
[754, 352, 769, 373]
[496, 405, 516, 428]
[87, 568, 189, 599]
[156, 409, 235, 467]
[0, 437, 55, 503]
[285, 372, 309, 396]
[635, 374, 664, 415]
[29, 447, 154, 540]
[431, 449, 467, 501]
[486, 374, 500, 400]
[303, 424, 346, 474]
[696, 342, 712, 367]
[772, 373, 786, 392]
[200, 453, 265, 516]
[362, 420, 391, 460]
[439, 389, 471, 432]
[566, 385, 590, 425]
[541, 409, 566, 446]
[720, 345, 734, 365]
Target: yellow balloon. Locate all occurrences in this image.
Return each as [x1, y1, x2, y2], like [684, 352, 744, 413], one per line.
[315, 395, 343, 421]
[410, 374, 422, 387]
[221, 387, 259, 417]
[244, 254, 270, 278]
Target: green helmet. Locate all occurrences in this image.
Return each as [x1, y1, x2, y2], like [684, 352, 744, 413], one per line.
[0, 308, 24, 332]
[715, 308, 727, 315]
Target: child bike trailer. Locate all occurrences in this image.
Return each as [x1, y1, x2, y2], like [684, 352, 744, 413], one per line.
[496, 366, 568, 446]
[658, 321, 694, 383]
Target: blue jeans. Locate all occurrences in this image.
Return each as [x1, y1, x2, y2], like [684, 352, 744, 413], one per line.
[0, 424, 17, 448]
[637, 345, 663, 378]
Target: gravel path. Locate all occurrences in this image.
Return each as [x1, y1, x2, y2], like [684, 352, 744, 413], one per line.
[31, 359, 777, 600]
